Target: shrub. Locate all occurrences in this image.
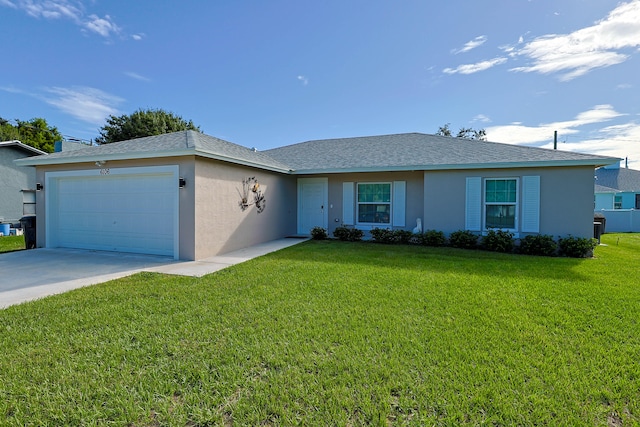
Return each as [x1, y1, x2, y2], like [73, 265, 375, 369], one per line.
[481, 229, 514, 253]
[333, 226, 364, 242]
[370, 228, 396, 244]
[558, 236, 598, 258]
[310, 227, 327, 240]
[519, 234, 558, 256]
[394, 230, 414, 245]
[416, 230, 447, 247]
[449, 230, 478, 250]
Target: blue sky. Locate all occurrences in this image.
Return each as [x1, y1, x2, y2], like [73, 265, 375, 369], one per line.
[1, 0, 639, 167]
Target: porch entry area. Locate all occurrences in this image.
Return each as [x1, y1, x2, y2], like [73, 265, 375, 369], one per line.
[297, 178, 328, 235]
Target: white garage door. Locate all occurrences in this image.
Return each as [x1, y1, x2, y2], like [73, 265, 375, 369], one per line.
[46, 166, 179, 258]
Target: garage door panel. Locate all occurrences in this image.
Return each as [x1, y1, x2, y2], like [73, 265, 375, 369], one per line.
[48, 167, 178, 257]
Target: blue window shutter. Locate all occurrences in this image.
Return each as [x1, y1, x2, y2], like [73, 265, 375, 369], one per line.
[465, 177, 482, 231]
[522, 176, 540, 233]
[343, 182, 354, 225]
[392, 181, 406, 227]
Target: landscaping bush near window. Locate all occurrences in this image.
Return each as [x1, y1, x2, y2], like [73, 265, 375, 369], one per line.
[519, 234, 558, 257]
[558, 236, 598, 258]
[370, 228, 417, 245]
[369, 228, 396, 244]
[394, 230, 414, 245]
[333, 226, 364, 242]
[415, 229, 447, 247]
[310, 227, 328, 240]
[481, 229, 514, 253]
[449, 230, 479, 250]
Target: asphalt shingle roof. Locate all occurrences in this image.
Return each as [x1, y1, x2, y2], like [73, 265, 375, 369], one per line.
[17, 131, 618, 173]
[17, 131, 291, 172]
[264, 133, 616, 173]
[595, 167, 640, 192]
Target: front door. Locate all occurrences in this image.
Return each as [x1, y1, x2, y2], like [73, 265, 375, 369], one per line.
[298, 178, 328, 235]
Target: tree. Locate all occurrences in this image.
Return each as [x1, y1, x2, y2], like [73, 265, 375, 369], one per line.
[0, 117, 62, 153]
[95, 108, 201, 144]
[436, 123, 487, 141]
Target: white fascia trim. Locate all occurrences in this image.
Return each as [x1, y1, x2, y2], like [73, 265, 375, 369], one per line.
[2, 140, 48, 156]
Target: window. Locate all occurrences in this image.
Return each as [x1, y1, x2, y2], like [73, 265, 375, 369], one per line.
[357, 183, 391, 224]
[466, 176, 538, 234]
[485, 178, 517, 229]
[614, 195, 622, 209]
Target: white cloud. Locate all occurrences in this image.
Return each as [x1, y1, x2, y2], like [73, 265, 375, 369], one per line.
[510, 0, 640, 80]
[43, 86, 123, 125]
[472, 114, 491, 123]
[83, 14, 120, 37]
[443, 1, 640, 80]
[452, 35, 487, 54]
[546, 123, 640, 169]
[124, 71, 150, 82]
[5, 0, 81, 20]
[485, 105, 640, 167]
[0, 85, 25, 94]
[297, 75, 309, 86]
[443, 57, 507, 75]
[132, 33, 145, 41]
[1, 0, 123, 38]
[486, 104, 625, 144]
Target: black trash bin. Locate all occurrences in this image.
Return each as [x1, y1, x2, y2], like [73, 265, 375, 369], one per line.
[20, 215, 36, 249]
[594, 222, 603, 244]
[594, 212, 606, 234]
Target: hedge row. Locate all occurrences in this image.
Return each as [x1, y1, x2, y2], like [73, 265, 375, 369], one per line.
[310, 226, 597, 258]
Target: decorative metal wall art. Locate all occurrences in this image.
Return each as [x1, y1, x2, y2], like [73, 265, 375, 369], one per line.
[238, 176, 266, 213]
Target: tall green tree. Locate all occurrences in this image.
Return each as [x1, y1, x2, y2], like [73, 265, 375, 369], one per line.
[96, 108, 201, 144]
[436, 123, 487, 141]
[0, 117, 62, 153]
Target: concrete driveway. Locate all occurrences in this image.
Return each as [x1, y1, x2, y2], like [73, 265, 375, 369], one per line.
[0, 238, 307, 309]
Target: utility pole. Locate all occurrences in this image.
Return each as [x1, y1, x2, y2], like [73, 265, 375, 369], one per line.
[553, 130, 557, 150]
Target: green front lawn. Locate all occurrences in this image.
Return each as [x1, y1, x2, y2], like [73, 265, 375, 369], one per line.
[1, 234, 639, 425]
[0, 234, 25, 253]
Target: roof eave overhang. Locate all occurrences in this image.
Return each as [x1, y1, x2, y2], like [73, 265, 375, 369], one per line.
[289, 158, 622, 175]
[15, 149, 293, 174]
[2, 140, 48, 156]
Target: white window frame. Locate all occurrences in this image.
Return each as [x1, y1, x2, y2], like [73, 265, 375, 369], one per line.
[614, 194, 622, 209]
[356, 182, 392, 226]
[483, 177, 519, 233]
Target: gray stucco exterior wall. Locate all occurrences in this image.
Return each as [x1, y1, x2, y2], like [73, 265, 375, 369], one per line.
[424, 166, 597, 238]
[323, 171, 424, 235]
[194, 158, 297, 258]
[1, 146, 37, 223]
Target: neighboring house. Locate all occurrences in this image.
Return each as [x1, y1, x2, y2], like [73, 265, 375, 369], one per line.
[1, 140, 47, 224]
[54, 139, 91, 153]
[16, 131, 618, 260]
[594, 163, 640, 210]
